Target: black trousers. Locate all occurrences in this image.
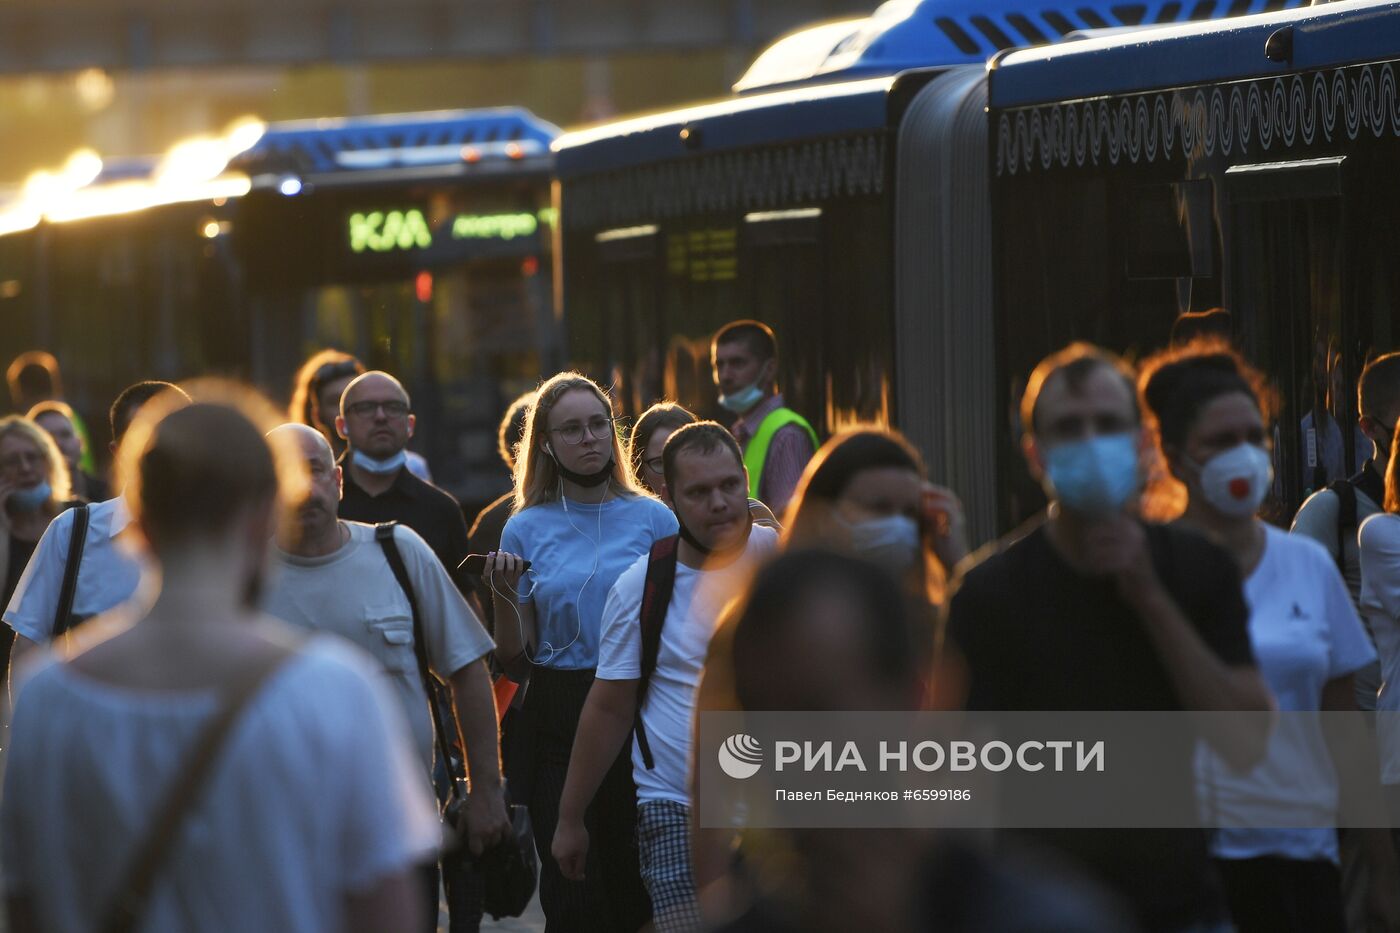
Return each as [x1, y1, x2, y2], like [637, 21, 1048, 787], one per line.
[1215, 855, 1345, 933]
[517, 666, 651, 933]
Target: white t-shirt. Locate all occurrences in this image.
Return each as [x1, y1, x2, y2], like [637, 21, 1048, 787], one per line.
[1358, 512, 1400, 783]
[4, 496, 148, 643]
[1200, 526, 1375, 862]
[1, 636, 439, 933]
[263, 521, 495, 773]
[596, 526, 778, 804]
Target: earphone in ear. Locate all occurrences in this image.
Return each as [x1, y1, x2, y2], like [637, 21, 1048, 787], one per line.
[545, 442, 556, 459]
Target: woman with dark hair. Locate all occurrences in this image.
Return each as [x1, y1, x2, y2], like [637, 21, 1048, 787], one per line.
[781, 428, 967, 604]
[627, 401, 779, 527]
[1140, 339, 1394, 933]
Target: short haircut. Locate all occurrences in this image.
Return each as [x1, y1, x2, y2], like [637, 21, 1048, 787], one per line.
[498, 391, 534, 472]
[110, 381, 190, 444]
[1360, 352, 1400, 423]
[26, 399, 76, 424]
[6, 351, 60, 405]
[661, 421, 744, 491]
[0, 415, 71, 502]
[730, 549, 920, 711]
[1020, 342, 1139, 436]
[120, 385, 293, 549]
[713, 319, 777, 363]
[1169, 308, 1232, 347]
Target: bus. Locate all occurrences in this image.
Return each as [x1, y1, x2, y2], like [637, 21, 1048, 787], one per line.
[552, 0, 1309, 542]
[0, 107, 561, 512]
[987, 0, 1400, 525]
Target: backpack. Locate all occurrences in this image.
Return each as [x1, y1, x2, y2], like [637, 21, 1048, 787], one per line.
[1327, 462, 1385, 576]
[634, 534, 680, 771]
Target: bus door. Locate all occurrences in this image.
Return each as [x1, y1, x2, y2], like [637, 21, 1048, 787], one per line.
[1226, 157, 1348, 521]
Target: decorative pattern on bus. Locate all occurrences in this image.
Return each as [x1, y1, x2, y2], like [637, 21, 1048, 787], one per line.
[564, 133, 885, 231]
[995, 61, 1400, 176]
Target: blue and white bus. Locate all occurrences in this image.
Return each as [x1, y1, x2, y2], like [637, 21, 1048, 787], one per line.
[988, 0, 1400, 523]
[0, 107, 560, 509]
[553, 0, 1308, 539]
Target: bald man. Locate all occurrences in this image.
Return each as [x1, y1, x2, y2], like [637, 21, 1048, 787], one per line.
[334, 372, 470, 587]
[264, 424, 508, 931]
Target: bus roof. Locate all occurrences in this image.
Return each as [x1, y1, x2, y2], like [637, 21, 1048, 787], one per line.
[231, 107, 561, 181]
[734, 0, 1311, 94]
[554, 75, 900, 178]
[990, 0, 1383, 109]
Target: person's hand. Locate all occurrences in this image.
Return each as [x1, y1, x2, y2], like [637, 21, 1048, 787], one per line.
[921, 483, 968, 572]
[462, 782, 510, 858]
[1081, 514, 1160, 600]
[551, 816, 590, 881]
[486, 551, 527, 594]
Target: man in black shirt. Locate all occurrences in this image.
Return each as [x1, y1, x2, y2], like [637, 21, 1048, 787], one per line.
[945, 342, 1273, 933]
[334, 371, 469, 586]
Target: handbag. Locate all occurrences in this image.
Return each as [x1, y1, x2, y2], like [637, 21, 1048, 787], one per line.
[376, 523, 539, 919]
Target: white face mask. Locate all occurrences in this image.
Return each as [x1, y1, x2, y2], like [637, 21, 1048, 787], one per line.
[1193, 443, 1272, 518]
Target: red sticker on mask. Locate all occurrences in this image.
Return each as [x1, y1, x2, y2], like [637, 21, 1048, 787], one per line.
[1228, 477, 1251, 500]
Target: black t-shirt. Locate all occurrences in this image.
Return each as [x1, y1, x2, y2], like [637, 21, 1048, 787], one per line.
[336, 457, 470, 590]
[946, 517, 1253, 933]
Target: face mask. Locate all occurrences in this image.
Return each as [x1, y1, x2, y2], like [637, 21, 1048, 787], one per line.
[1042, 433, 1141, 516]
[557, 459, 614, 488]
[1193, 443, 1272, 518]
[350, 449, 406, 475]
[9, 482, 51, 512]
[846, 514, 922, 574]
[718, 383, 766, 415]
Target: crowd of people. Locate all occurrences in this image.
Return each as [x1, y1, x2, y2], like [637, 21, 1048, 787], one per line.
[6, 317, 1400, 933]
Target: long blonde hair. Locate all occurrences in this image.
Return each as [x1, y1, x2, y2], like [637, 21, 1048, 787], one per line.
[514, 373, 646, 512]
[0, 415, 71, 506]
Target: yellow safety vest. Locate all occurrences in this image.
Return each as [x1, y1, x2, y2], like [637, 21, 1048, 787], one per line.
[743, 407, 818, 499]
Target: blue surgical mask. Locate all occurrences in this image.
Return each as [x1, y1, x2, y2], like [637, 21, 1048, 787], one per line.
[846, 513, 922, 574]
[718, 383, 765, 415]
[350, 449, 407, 475]
[1042, 433, 1141, 516]
[10, 482, 51, 512]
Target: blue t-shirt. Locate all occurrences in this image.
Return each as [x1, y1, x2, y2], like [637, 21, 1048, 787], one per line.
[499, 494, 678, 670]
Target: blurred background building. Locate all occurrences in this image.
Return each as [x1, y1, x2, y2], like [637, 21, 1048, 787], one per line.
[0, 0, 871, 183]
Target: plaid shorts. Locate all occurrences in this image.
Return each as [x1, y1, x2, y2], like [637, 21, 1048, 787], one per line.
[637, 799, 702, 933]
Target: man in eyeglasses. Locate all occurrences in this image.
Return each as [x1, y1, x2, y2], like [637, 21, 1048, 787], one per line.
[335, 371, 470, 592]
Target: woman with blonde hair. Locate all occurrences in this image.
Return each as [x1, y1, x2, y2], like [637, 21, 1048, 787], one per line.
[488, 372, 676, 932]
[0, 415, 74, 659]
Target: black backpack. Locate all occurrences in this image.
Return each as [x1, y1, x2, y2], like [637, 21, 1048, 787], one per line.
[1327, 462, 1385, 576]
[634, 534, 680, 771]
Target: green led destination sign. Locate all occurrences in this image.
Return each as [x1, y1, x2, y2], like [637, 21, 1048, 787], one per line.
[348, 208, 555, 254]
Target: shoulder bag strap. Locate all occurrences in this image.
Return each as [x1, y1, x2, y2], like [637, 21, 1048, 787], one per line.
[634, 535, 680, 771]
[1328, 479, 1358, 577]
[375, 522, 464, 785]
[103, 641, 301, 933]
[52, 503, 90, 639]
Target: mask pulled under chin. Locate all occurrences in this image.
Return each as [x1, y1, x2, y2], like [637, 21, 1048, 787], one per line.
[557, 459, 614, 487]
[678, 509, 754, 556]
[718, 383, 765, 415]
[1193, 443, 1272, 518]
[351, 449, 407, 475]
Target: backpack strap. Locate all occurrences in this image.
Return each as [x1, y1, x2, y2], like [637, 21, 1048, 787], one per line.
[1328, 478, 1358, 577]
[634, 535, 680, 771]
[103, 640, 302, 933]
[52, 503, 90, 639]
[375, 523, 466, 788]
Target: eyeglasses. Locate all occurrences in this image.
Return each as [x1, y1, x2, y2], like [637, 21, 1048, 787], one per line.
[549, 416, 614, 446]
[345, 400, 410, 418]
[643, 455, 664, 474]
